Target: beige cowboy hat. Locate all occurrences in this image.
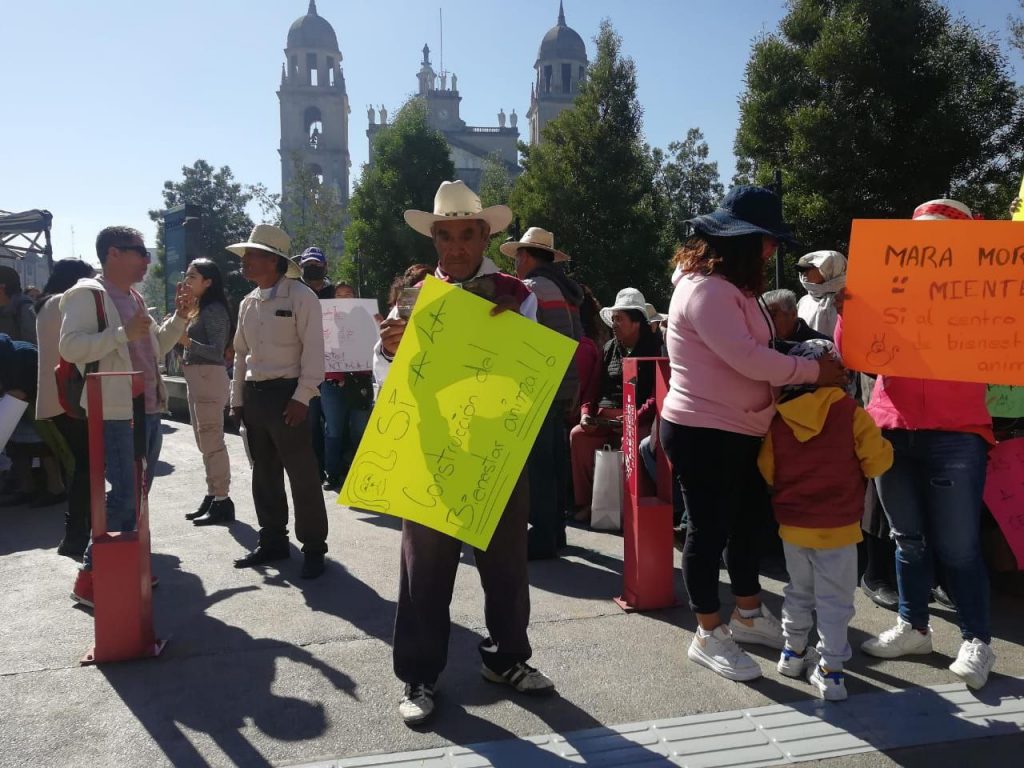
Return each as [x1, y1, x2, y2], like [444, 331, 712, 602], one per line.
[645, 303, 666, 324]
[226, 224, 300, 279]
[600, 287, 649, 327]
[499, 226, 569, 262]
[404, 180, 513, 238]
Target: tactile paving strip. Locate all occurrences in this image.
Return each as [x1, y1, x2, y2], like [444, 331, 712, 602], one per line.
[292, 676, 1024, 768]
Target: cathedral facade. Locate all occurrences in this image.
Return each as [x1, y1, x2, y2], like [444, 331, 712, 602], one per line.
[278, 2, 588, 203]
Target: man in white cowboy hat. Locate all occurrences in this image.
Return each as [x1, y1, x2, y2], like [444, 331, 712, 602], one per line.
[570, 287, 663, 522]
[375, 180, 554, 726]
[227, 224, 330, 580]
[500, 226, 582, 559]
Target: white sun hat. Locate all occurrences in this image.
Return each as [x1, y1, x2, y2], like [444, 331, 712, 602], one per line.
[599, 287, 648, 327]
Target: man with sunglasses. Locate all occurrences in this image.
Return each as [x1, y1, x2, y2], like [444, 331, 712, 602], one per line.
[60, 225, 190, 608]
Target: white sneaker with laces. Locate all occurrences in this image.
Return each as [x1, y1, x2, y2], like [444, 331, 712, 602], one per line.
[777, 646, 814, 678]
[809, 663, 848, 701]
[398, 683, 436, 725]
[949, 638, 995, 690]
[688, 625, 762, 682]
[861, 618, 933, 659]
[728, 605, 785, 650]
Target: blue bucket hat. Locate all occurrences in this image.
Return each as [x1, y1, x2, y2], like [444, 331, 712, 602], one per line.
[685, 185, 798, 247]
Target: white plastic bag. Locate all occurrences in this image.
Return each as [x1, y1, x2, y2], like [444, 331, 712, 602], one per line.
[591, 444, 623, 531]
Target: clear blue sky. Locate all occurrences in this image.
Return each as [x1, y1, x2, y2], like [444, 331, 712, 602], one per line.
[3, 0, 1020, 266]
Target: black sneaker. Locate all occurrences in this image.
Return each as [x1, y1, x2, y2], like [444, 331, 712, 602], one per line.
[932, 585, 956, 610]
[861, 576, 899, 611]
[193, 498, 236, 526]
[186, 496, 213, 521]
[301, 552, 326, 579]
[481, 661, 555, 693]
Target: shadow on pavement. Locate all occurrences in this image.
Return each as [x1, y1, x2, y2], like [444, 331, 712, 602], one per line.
[217, 522, 677, 765]
[0, 497, 64, 556]
[98, 553, 356, 768]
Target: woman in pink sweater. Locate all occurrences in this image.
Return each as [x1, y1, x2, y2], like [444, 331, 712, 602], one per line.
[660, 186, 846, 682]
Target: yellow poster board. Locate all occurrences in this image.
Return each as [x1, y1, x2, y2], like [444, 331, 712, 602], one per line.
[1013, 175, 1024, 222]
[844, 219, 1024, 385]
[339, 276, 578, 549]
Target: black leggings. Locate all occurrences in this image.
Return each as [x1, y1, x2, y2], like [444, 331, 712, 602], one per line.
[660, 420, 766, 614]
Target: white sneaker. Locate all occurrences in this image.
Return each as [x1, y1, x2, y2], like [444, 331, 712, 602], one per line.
[688, 625, 762, 682]
[809, 663, 848, 701]
[398, 683, 436, 725]
[777, 646, 814, 678]
[861, 618, 933, 659]
[949, 638, 995, 690]
[728, 605, 785, 650]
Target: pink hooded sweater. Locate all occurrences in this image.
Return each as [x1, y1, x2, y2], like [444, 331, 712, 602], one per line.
[661, 271, 819, 436]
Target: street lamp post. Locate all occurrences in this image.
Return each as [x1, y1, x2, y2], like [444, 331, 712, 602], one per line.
[773, 168, 785, 290]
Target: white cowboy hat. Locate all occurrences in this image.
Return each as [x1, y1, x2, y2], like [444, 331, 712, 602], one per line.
[226, 224, 300, 279]
[644, 303, 666, 324]
[404, 180, 513, 238]
[600, 287, 648, 327]
[499, 226, 569, 262]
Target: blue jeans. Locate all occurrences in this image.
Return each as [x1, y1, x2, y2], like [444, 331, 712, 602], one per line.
[875, 429, 990, 643]
[320, 381, 370, 484]
[526, 400, 569, 555]
[639, 434, 686, 528]
[83, 414, 162, 569]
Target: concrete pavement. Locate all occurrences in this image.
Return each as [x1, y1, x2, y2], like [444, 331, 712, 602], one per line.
[0, 420, 1021, 767]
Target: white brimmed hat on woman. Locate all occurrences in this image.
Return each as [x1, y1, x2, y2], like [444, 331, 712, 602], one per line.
[599, 287, 649, 327]
[226, 224, 300, 279]
[499, 226, 569, 262]
[404, 180, 513, 237]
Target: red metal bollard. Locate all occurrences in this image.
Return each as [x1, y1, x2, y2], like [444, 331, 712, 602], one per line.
[81, 371, 166, 665]
[614, 357, 678, 612]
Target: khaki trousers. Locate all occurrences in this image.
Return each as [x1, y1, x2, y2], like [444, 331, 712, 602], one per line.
[183, 363, 231, 498]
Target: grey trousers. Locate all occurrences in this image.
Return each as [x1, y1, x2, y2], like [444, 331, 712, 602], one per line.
[393, 470, 532, 685]
[781, 541, 857, 670]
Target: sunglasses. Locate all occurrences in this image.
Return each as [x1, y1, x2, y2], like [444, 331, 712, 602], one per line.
[115, 244, 149, 257]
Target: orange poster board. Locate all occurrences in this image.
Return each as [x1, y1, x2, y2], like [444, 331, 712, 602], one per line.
[844, 219, 1024, 386]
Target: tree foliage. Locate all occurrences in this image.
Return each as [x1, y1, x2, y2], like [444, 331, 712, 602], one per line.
[735, 0, 1024, 252]
[479, 153, 517, 273]
[344, 101, 455, 303]
[281, 154, 348, 271]
[148, 159, 256, 308]
[658, 127, 724, 250]
[511, 20, 670, 307]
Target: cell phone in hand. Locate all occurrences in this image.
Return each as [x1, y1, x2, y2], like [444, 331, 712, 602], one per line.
[461, 275, 497, 300]
[396, 287, 421, 320]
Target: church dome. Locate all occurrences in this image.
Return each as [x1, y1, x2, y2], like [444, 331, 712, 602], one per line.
[287, 1, 339, 51]
[538, 2, 586, 62]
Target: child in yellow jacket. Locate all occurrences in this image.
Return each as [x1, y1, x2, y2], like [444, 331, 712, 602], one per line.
[758, 340, 892, 700]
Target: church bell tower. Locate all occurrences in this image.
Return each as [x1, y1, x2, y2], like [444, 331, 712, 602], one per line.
[278, 1, 350, 229]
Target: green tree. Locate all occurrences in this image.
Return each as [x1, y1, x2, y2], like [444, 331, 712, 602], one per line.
[479, 153, 517, 273]
[281, 153, 348, 273]
[735, 0, 1024, 252]
[148, 160, 256, 308]
[511, 21, 670, 307]
[344, 101, 455, 303]
[1011, 1, 1024, 54]
[658, 127, 724, 249]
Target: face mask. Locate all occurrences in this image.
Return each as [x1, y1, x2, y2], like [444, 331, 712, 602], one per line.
[303, 265, 325, 281]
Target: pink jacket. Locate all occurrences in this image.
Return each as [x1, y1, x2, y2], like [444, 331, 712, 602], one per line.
[661, 271, 819, 436]
[834, 316, 994, 443]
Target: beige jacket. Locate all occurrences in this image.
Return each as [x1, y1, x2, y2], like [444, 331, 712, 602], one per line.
[58, 277, 185, 420]
[35, 296, 64, 420]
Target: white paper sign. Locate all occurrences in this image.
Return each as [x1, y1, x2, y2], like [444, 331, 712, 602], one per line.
[0, 395, 29, 451]
[321, 299, 379, 373]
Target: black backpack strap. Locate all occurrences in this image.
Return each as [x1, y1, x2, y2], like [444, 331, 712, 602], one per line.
[85, 290, 107, 374]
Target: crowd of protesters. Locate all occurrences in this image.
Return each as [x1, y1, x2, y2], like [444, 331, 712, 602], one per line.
[12, 179, 1016, 728]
